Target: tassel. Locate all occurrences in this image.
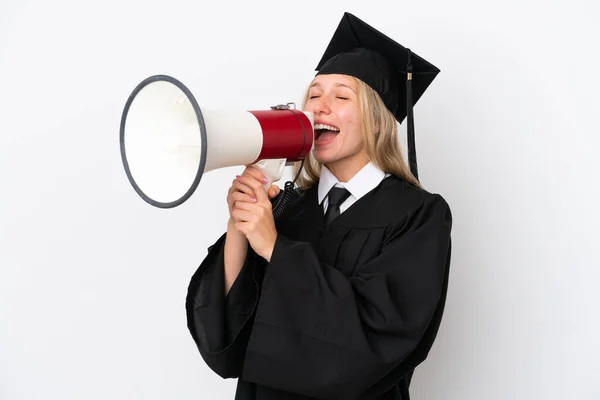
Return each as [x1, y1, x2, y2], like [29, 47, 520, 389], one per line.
[406, 48, 418, 180]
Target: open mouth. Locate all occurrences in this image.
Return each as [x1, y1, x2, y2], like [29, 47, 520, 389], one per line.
[314, 123, 340, 141]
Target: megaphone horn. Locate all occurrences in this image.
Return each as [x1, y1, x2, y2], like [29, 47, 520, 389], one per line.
[119, 75, 314, 209]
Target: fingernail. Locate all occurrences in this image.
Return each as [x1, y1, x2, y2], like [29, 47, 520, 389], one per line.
[251, 197, 257, 202]
[261, 178, 268, 183]
[236, 175, 241, 178]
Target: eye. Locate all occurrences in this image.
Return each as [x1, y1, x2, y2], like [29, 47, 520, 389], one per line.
[309, 95, 320, 99]
[337, 96, 348, 100]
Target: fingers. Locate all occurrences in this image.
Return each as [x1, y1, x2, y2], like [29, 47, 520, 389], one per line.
[228, 192, 255, 213]
[230, 191, 257, 204]
[229, 177, 256, 197]
[228, 191, 255, 209]
[235, 174, 268, 202]
[231, 175, 272, 220]
[243, 166, 266, 182]
[228, 171, 278, 217]
[233, 199, 267, 215]
[231, 208, 256, 223]
[229, 180, 278, 202]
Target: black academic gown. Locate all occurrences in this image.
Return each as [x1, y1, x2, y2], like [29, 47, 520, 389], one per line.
[186, 175, 452, 400]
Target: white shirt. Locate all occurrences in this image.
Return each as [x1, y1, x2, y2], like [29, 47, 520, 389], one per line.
[318, 162, 390, 214]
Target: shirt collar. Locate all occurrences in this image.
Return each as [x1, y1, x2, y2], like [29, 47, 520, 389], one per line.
[318, 162, 387, 205]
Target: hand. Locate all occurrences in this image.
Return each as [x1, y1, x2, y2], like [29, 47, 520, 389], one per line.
[230, 169, 279, 261]
[227, 166, 280, 223]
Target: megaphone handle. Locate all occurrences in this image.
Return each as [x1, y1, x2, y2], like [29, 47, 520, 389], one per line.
[251, 159, 287, 191]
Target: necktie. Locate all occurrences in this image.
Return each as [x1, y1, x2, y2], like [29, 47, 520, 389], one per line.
[324, 187, 351, 226]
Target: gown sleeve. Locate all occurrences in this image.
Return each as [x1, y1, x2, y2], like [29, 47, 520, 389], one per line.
[240, 193, 453, 399]
[185, 232, 266, 379]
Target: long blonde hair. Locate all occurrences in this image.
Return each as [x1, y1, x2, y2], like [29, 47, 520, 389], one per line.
[291, 76, 422, 190]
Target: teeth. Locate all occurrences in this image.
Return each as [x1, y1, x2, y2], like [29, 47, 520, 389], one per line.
[314, 123, 340, 131]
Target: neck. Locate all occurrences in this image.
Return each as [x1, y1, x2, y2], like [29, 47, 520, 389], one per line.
[324, 154, 370, 183]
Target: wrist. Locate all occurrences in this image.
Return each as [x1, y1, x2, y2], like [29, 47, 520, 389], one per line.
[227, 218, 247, 240]
[227, 217, 239, 231]
[262, 233, 277, 262]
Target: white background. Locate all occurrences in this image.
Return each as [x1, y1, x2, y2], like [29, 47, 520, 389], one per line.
[1, 0, 599, 399]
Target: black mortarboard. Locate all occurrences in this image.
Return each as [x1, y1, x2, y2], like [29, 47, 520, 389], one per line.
[315, 12, 440, 180]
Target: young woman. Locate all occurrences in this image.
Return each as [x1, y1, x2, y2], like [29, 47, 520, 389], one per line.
[186, 13, 452, 400]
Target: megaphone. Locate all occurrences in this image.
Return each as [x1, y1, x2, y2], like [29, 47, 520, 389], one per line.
[119, 75, 314, 209]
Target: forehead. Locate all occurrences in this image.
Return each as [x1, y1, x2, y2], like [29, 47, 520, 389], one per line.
[310, 74, 357, 90]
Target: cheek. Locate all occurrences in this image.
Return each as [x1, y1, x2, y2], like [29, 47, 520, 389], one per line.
[303, 98, 319, 113]
[337, 109, 350, 122]
[338, 107, 361, 139]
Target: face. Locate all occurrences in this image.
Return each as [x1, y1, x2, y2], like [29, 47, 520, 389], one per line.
[305, 74, 369, 180]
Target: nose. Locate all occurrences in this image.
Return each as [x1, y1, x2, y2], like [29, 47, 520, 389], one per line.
[312, 96, 331, 115]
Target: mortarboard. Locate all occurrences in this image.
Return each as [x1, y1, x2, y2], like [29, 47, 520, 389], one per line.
[315, 12, 440, 180]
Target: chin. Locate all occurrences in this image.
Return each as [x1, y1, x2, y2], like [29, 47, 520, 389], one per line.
[313, 147, 368, 170]
[312, 150, 338, 165]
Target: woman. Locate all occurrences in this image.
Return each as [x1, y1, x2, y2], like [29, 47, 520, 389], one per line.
[186, 13, 452, 400]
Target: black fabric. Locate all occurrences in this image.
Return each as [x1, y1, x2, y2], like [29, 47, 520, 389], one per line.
[323, 187, 351, 226]
[315, 12, 439, 125]
[186, 175, 452, 399]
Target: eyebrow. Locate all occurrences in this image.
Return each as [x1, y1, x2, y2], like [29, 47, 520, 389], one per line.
[310, 82, 357, 92]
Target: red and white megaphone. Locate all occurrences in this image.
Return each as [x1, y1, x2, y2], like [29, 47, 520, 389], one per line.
[119, 75, 314, 208]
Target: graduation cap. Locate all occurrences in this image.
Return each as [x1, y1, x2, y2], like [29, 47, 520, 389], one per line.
[315, 12, 440, 180]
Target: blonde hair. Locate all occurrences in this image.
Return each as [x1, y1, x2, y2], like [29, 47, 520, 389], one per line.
[291, 76, 422, 190]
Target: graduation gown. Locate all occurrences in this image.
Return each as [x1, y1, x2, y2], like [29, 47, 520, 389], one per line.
[185, 174, 452, 399]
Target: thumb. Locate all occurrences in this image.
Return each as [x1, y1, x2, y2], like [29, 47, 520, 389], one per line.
[268, 185, 280, 199]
